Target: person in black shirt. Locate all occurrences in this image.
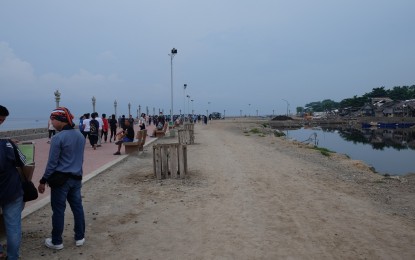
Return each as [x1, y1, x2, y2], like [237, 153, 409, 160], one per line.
[108, 114, 118, 143]
[0, 105, 24, 259]
[113, 119, 134, 155]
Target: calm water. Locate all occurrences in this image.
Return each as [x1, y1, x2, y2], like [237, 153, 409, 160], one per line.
[285, 127, 415, 176]
[0, 117, 49, 131]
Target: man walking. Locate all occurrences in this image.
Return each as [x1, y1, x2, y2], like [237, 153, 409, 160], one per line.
[38, 107, 86, 250]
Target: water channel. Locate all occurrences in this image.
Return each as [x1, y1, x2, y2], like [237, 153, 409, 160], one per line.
[284, 126, 415, 176]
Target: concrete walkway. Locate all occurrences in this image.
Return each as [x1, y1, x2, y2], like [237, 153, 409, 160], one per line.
[22, 124, 157, 218]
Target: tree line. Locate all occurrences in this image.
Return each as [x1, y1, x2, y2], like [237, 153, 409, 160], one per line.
[297, 85, 415, 113]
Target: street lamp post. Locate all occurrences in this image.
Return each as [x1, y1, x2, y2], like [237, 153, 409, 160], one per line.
[191, 99, 194, 115]
[169, 48, 178, 124]
[138, 105, 141, 117]
[92, 96, 96, 113]
[114, 100, 117, 117]
[186, 95, 190, 118]
[128, 102, 131, 116]
[282, 99, 289, 116]
[54, 90, 61, 108]
[248, 103, 251, 117]
[183, 84, 187, 116]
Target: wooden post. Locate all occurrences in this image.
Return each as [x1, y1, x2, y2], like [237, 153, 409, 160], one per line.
[153, 145, 162, 179]
[170, 145, 178, 178]
[153, 143, 187, 179]
[162, 145, 169, 178]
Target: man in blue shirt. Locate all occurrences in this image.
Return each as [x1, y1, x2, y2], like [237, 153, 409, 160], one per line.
[0, 105, 24, 260]
[38, 107, 86, 250]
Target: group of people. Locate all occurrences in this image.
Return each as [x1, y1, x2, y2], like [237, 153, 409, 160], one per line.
[77, 112, 148, 155]
[0, 107, 178, 258]
[1, 105, 86, 259]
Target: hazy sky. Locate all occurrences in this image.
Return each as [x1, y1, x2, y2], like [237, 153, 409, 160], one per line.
[1, 0, 414, 118]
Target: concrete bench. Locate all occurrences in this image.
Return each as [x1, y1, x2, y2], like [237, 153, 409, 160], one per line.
[123, 129, 147, 154]
[155, 122, 168, 138]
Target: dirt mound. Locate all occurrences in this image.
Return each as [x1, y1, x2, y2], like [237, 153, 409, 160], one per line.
[271, 115, 293, 121]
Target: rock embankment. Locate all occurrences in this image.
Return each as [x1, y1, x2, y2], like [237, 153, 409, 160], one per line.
[0, 128, 48, 141]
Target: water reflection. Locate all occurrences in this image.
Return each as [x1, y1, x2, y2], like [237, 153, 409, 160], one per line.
[285, 126, 415, 176]
[324, 127, 415, 151]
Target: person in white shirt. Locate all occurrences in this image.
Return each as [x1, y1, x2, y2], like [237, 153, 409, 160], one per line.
[82, 113, 91, 146]
[94, 112, 103, 147]
[47, 119, 56, 143]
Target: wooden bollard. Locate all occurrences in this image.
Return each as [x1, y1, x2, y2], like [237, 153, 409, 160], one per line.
[153, 143, 187, 179]
[184, 123, 194, 131]
[178, 129, 194, 145]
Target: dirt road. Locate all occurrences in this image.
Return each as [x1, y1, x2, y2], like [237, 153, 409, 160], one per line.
[20, 120, 415, 259]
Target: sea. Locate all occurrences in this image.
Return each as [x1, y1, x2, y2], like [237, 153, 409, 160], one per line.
[0, 117, 50, 131]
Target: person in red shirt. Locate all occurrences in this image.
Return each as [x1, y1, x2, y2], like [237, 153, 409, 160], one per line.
[101, 114, 109, 143]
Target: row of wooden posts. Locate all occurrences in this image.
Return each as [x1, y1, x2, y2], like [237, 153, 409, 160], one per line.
[153, 123, 195, 179]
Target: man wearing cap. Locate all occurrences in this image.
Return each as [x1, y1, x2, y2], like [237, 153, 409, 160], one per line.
[38, 107, 86, 250]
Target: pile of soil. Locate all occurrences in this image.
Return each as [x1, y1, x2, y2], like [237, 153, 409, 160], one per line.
[271, 115, 293, 121]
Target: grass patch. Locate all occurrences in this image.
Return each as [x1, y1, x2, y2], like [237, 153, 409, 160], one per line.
[250, 128, 261, 134]
[311, 146, 335, 156]
[274, 131, 285, 137]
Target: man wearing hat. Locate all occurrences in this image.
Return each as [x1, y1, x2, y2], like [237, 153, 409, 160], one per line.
[38, 107, 86, 250]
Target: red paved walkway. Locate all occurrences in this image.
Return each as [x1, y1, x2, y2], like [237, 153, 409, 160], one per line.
[22, 124, 157, 217]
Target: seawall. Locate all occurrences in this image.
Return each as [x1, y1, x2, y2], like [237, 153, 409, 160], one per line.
[0, 128, 49, 141]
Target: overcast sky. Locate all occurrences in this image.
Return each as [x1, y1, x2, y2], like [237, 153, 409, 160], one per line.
[1, 0, 414, 119]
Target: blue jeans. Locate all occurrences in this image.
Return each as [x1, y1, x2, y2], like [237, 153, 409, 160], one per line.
[2, 196, 23, 260]
[50, 178, 85, 245]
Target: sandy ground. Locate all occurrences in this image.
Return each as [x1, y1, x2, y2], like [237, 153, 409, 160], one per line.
[19, 119, 415, 259]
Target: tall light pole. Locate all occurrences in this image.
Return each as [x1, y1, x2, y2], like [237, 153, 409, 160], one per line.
[186, 95, 190, 117]
[128, 102, 131, 116]
[191, 99, 194, 115]
[183, 83, 187, 115]
[92, 96, 96, 113]
[282, 99, 289, 116]
[169, 48, 178, 124]
[248, 103, 251, 117]
[54, 90, 61, 108]
[114, 100, 117, 117]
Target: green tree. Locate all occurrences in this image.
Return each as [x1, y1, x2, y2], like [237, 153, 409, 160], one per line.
[368, 87, 388, 97]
